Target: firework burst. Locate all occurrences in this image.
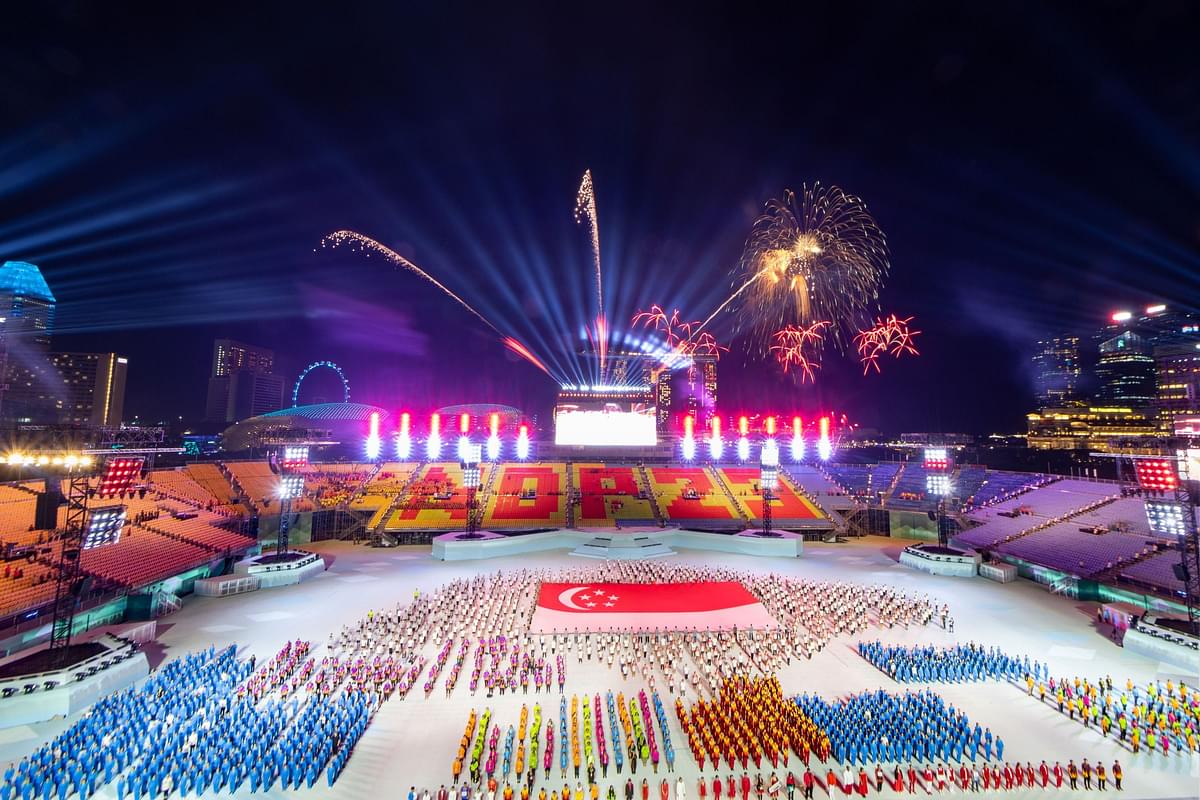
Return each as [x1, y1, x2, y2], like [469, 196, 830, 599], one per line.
[769, 321, 831, 382]
[715, 183, 889, 350]
[853, 314, 921, 374]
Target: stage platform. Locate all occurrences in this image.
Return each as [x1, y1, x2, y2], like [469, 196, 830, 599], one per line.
[898, 543, 981, 577]
[431, 527, 802, 561]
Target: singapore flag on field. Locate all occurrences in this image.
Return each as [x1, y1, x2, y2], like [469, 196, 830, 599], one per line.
[530, 581, 778, 633]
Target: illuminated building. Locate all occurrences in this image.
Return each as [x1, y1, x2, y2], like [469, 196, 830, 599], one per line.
[701, 358, 718, 426]
[1031, 335, 1081, 406]
[46, 352, 128, 427]
[1155, 342, 1200, 432]
[0, 260, 56, 423]
[1026, 405, 1159, 451]
[205, 339, 284, 422]
[653, 367, 672, 434]
[1094, 331, 1156, 406]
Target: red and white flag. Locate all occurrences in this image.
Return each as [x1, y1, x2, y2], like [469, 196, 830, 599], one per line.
[529, 581, 778, 633]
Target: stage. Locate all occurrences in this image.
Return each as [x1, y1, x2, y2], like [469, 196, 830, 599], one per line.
[430, 527, 804, 560]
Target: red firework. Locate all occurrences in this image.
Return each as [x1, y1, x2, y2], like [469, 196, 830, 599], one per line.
[770, 321, 831, 382]
[632, 305, 729, 360]
[853, 314, 921, 374]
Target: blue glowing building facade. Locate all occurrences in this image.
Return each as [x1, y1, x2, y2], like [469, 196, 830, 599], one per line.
[0, 261, 57, 424]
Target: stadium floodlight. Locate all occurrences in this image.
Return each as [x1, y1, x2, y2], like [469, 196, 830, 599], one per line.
[817, 416, 832, 461]
[923, 448, 949, 471]
[681, 415, 696, 461]
[97, 457, 144, 498]
[82, 505, 126, 550]
[736, 416, 750, 462]
[278, 474, 305, 499]
[1111, 310, 1132, 322]
[1133, 459, 1179, 492]
[281, 446, 310, 470]
[365, 412, 382, 461]
[926, 474, 951, 496]
[516, 424, 531, 460]
[709, 417, 724, 461]
[461, 443, 483, 490]
[791, 416, 805, 462]
[487, 413, 501, 461]
[761, 438, 780, 468]
[396, 412, 413, 460]
[427, 412, 443, 461]
[1144, 500, 1186, 537]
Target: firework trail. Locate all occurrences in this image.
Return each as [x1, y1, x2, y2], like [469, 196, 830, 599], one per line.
[503, 337, 554, 378]
[575, 170, 606, 379]
[322, 230, 561, 381]
[698, 183, 889, 350]
[853, 314, 921, 374]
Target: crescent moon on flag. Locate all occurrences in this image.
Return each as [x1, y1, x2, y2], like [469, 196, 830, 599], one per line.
[558, 586, 590, 611]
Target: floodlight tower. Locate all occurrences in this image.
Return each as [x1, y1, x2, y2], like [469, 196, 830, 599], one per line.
[460, 444, 483, 539]
[269, 445, 311, 556]
[924, 447, 954, 548]
[760, 438, 781, 537]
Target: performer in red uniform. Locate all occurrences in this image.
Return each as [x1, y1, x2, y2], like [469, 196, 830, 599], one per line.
[1038, 761, 1049, 788]
[741, 773, 752, 800]
[1052, 762, 1064, 789]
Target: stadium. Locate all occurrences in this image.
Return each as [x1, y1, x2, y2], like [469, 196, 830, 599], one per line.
[2, 9, 1199, 800]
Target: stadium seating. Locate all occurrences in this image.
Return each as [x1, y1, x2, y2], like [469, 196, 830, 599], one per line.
[646, 467, 739, 523]
[0, 558, 57, 620]
[717, 467, 823, 521]
[956, 480, 1121, 552]
[1119, 551, 1186, 595]
[185, 463, 240, 506]
[964, 470, 1051, 510]
[953, 465, 987, 504]
[78, 527, 216, 589]
[572, 464, 656, 526]
[996, 522, 1154, 578]
[482, 464, 566, 527]
[386, 463, 491, 530]
[224, 462, 281, 512]
[886, 464, 938, 511]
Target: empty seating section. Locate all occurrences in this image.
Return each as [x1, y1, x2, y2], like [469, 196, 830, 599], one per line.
[572, 465, 656, 526]
[185, 463, 239, 505]
[386, 463, 491, 530]
[887, 465, 936, 511]
[965, 470, 1050, 509]
[996, 523, 1154, 578]
[825, 465, 871, 494]
[1119, 552, 1186, 594]
[79, 528, 215, 589]
[0, 558, 57, 619]
[647, 467, 738, 522]
[144, 509, 255, 554]
[980, 479, 1114, 518]
[483, 464, 566, 526]
[1071, 497, 1155, 538]
[718, 468, 822, 520]
[0, 485, 39, 546]
[954, 466, 987, 503]
[149, 469, 233, 513]
[224, 462, 280, 512]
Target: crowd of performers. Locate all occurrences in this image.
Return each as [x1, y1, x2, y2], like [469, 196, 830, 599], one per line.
[3, 556, 1178, 799]
[0, 643, 377, 800]
[856, 642, 1045, 685]
[1028, 674, 1199, 756]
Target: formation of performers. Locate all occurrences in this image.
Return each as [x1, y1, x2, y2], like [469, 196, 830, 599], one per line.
[856, 642, 1045, 685]
[1029, 674, 1199, 756]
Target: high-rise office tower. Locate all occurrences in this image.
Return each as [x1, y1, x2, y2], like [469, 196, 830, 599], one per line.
[0, 261, 56, 423]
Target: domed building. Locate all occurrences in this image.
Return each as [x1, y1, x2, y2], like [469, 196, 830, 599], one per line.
[220, 402, 389, 456]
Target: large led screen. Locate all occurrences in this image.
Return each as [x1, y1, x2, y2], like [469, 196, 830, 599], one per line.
[554, 409, 657, 446]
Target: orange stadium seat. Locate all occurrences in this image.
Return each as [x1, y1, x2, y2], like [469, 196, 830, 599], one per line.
[718, 467, 822, 520]
[386, 463, 491, 530]
[647, 467, 738, 521]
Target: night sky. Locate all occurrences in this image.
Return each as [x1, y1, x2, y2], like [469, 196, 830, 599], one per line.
[3, 3, 1198, 433]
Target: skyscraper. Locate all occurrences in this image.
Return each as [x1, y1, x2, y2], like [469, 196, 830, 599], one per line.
[0, 260, 56, 423]
[1031, 335, 1082, 407]
[205, 339, 283, 422]
[46, 352, 128, 427]
[1094, 330, 1156, 406]
[1154, 341, 1200, 432]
